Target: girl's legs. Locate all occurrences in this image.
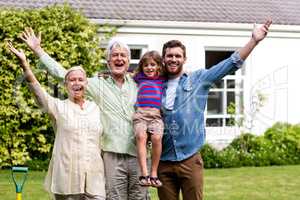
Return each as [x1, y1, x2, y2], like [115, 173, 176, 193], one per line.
[150, 133, 163, 187]
[136, 131, 151, 186]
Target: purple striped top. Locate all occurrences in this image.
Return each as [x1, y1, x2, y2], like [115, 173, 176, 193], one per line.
[134, 72, 166, 109]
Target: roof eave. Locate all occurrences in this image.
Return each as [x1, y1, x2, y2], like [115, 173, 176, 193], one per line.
[91, 19, 300, 32]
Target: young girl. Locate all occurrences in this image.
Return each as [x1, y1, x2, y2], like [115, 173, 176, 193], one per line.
[133, 50, 166, 187]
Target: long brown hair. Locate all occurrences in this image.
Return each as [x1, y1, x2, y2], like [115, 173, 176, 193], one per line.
[134, 50, 164, 76]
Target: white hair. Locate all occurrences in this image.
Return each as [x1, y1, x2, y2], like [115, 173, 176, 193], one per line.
[64, 66, 86, 82]
[106, 37, 131, 61]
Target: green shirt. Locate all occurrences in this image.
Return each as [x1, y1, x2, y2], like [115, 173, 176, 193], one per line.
[39, 53, 138, 156]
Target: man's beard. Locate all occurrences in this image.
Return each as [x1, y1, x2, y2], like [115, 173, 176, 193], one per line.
[166, 64, 183, 76]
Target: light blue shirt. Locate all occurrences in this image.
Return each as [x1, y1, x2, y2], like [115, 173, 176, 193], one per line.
[161, 51, 244, 161]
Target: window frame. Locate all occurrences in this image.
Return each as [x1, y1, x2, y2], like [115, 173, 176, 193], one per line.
[128, 45, 148, 71]
[204, 47, 245, 128]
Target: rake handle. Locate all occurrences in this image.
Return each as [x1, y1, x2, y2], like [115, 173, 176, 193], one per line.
[16, 192, 22, 200]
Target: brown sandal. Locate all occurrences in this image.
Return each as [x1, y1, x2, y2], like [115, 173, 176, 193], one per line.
[150, 176, 163, 187]
[138, 176, 151, 187]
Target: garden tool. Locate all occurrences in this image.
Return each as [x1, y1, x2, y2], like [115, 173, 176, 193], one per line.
[11, 166, 28, 200]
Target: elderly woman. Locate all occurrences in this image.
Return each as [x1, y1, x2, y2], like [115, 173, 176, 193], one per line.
[8, 42, 105, 200]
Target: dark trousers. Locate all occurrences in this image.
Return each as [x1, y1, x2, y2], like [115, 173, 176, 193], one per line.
[157, 153, 204, 200]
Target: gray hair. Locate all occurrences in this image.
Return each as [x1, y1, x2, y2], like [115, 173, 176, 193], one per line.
[64, 66, 87, 82]
[106, 37, 131, 61]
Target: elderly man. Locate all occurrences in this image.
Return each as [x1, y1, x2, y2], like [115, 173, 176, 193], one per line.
[21, 28, 148, 200]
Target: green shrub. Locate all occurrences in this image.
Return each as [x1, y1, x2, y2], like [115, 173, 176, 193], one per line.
[0, 5, 114, 168]
[230, 133, 259, 152]
[200, 123, 300, 168]
[200, 144, 220, 168]
[26, 158, 50, 171]
[217, 146, 241, 168]
[263, 122, 300, 165]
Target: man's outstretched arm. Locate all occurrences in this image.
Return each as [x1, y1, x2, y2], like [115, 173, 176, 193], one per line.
[193, 19, 272, 84]
[20, 27, 66, 82]
[238, 19, 272, 60]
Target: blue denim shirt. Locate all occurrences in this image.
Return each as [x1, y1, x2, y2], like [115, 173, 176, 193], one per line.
[161, 52, 244, 161]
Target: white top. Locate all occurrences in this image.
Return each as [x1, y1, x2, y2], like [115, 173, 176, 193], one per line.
[29, 83, 105, 197]
[164, 77, 180, 110]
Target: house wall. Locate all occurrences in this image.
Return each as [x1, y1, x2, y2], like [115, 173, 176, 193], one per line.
[97, 21, 300, 148]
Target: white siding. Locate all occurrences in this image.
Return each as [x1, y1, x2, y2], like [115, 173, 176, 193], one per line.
[97, 21, 300, 147]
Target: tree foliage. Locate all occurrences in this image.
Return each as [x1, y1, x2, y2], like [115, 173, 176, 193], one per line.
[0, 5, 115, 168]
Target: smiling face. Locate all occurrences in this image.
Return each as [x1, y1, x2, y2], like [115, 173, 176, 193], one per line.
[163, 47, 186, 78]
[107, 46, 130, 77]
[142, 58, 160, 78]
[136, 50, 163, 78]
[65, 70, 87, 101]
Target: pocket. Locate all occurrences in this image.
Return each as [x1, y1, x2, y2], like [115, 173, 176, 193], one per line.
[183, 78, 193, 91]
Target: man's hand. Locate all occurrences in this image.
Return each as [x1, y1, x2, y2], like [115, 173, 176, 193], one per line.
[20, 27, 44, 57]
[252, 19, 272, 43]
[238, 18, 272, 60]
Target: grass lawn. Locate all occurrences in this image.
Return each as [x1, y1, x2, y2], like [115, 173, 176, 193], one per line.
[1, 165, 299, 200]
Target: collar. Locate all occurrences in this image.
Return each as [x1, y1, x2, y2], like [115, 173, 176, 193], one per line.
[105, 73, 130, 85]
[163, 72, 188, 89]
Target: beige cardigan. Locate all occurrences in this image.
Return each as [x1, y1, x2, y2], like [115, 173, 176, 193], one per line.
[30, 83, 105, 197]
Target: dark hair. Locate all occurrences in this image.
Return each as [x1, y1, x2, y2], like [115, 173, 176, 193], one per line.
[162, 40, 186, 58]
[134, 50, 164, 75]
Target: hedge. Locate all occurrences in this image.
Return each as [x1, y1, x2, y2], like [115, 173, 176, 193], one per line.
[0, 4, 114, 168]
[200, 122, 300, 168]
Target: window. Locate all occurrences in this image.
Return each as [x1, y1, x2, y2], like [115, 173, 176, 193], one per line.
[205, 50, 244, 127]
[128, 45, 148, 72]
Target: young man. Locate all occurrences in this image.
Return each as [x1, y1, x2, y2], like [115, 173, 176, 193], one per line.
[20, 29, 149, 200]
[158, 20, 272, 200]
